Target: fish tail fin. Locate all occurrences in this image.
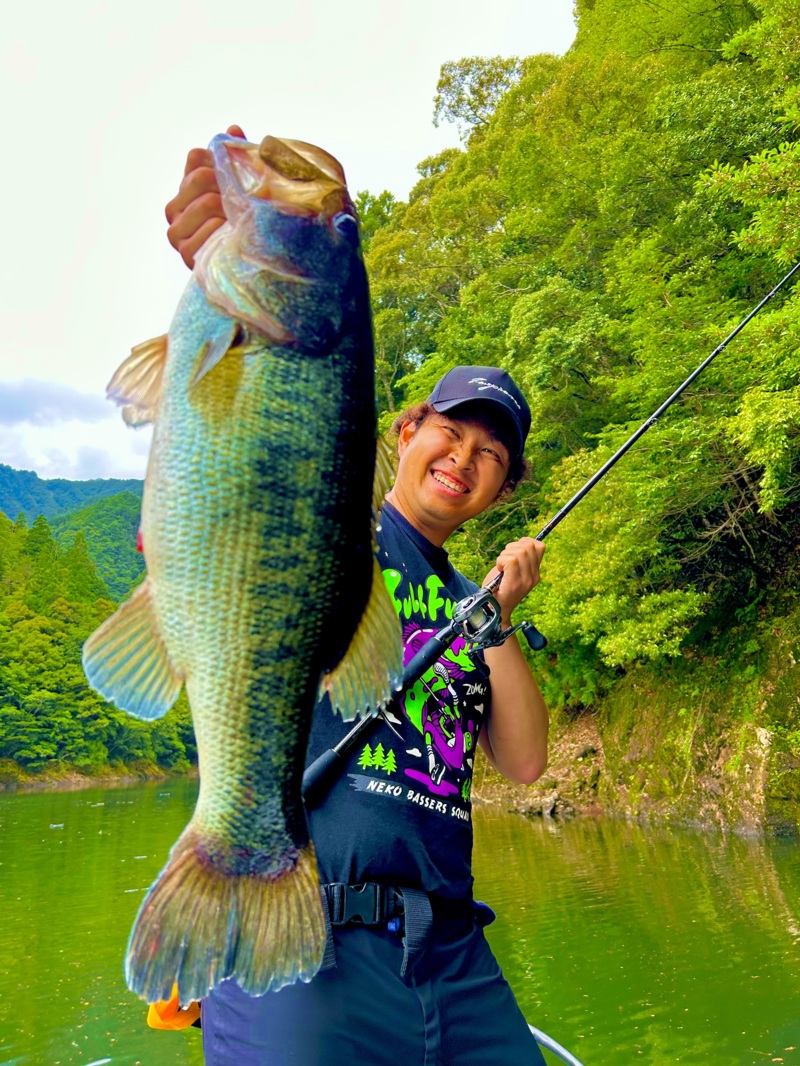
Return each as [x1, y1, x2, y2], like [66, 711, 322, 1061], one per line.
[319, 553, 403, 721]
[125, 830, 326, 1004]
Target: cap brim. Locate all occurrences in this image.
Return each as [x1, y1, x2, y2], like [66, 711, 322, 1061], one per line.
[430, 396, 525, 458]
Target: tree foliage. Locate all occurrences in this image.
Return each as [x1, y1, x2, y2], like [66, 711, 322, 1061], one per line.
[363, 0, 800, 708]
[0, 463, 142, 522]
[0, 507, 193, 775]
[51, 491, 145, 599]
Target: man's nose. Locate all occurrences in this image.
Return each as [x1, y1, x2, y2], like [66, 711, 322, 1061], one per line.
[448, 442, 474, 470]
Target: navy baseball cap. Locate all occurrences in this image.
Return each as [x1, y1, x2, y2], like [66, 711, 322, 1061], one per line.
[426, 366, 531, 458]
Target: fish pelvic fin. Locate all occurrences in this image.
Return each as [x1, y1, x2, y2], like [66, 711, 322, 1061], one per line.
[319, 555, 403, 721]
[82, 579, 182, 719]
[125, 831, 326, 1004]
[107, 334, 169, 427]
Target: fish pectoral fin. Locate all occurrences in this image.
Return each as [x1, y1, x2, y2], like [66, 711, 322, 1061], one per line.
[373, 436, 396, 517]
[82, 579, 182, 720]
[107, 334, 169, 426]
[189, 321, 241, 389]
[318, 556, 403, 721]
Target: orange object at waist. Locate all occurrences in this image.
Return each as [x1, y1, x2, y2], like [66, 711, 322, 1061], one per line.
[146, 985, 201, 1030]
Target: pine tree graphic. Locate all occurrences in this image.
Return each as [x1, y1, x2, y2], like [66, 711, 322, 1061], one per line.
[383, 749, 397, 775]
[357, 744, 374, 769]
[373, 742, 385, 768]
[461, 777, 472, 803]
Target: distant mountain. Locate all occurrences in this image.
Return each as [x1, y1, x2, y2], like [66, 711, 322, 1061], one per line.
[51, 491, 145, 600]
[0, 463, 143, 522]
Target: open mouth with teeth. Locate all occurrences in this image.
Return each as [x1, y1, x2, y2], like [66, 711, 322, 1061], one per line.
[431, 470, 470, 495]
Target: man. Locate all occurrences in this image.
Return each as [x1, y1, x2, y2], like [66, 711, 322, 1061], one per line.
[165, 129, 549, 1065]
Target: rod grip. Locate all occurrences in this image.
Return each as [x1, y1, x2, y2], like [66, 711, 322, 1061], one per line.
[302, 748, 343, 809]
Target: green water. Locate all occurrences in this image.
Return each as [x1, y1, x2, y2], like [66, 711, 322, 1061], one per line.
[0, 782, 798, 1065]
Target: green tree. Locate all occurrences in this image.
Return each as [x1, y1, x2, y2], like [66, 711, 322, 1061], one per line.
[383, 749, 397, 775]
[357, 744, 374, 770]
[433, 56, 526, 142]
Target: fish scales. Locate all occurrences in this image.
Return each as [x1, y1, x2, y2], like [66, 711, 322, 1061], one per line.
[83, 134, 402, 1005]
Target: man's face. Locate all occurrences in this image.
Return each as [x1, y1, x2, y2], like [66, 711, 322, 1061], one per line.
[391, 411, 511, 544]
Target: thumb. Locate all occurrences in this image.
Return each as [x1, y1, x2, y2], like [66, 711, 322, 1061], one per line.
[226, 124, 246, 139]
[482, 564, 502, 589]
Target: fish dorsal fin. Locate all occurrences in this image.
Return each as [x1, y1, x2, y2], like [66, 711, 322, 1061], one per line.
[107, 334, 169, 426]
[373, 436, 396, 517]
[318, 555, 403, 721]
[83, 578, 182, 719]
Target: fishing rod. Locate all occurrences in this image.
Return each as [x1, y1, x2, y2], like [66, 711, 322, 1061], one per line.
[302, 260, 800, 807]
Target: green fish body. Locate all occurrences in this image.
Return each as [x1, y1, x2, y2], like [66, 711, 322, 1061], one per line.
[83, 135, 402, 1004]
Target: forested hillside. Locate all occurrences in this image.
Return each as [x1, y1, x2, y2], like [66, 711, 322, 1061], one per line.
[0, 511, 194, 780]
[358, 0, 800, 829]
[0, 463, 143, 523]
[51, 492, 145, 599]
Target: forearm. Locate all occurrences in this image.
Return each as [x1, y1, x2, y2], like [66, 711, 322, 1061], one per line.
[479, 635, 549, 784]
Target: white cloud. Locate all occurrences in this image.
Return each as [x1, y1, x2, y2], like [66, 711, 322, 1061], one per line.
[0, 0, 576, 479]
[0, 420, 150, 481]
[0, 381, 109, 426]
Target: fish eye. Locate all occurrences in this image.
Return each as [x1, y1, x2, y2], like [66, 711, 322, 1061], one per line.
[333, 213, 359, 243]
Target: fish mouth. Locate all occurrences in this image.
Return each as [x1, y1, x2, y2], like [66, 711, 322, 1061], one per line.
[222, 136, 353, 219]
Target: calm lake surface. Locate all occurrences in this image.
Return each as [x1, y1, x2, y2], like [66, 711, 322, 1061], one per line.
[0, 780, 798, 1065]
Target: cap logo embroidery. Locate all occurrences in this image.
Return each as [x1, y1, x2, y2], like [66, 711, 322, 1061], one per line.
[467, 376, 522, 411]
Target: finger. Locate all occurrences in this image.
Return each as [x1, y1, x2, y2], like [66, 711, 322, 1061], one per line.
[497, 554, 533, 591]
[500, 538, 544, 573]
[167, 188, 224, 250]
[173, 214, 226, 270]
[166, 165, 221, 225]
[183, 145, 212, 178]
[496, 549, 538, 595]
[226, 124, 246, 139]
[482, 565, 501, 588]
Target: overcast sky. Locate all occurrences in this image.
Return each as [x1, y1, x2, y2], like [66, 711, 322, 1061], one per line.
[0, 0, 576, 482]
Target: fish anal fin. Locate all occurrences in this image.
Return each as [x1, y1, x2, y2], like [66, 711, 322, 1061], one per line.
[125, 830, 326, 1004]
[82, 579, 182, 720]
[318, 556, 403, 721]
[107, 335, 169, 426]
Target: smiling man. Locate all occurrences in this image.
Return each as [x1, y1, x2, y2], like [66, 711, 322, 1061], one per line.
[163, 133, 549, 1065]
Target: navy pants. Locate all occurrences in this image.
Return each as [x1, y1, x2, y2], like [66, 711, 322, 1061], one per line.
[202, 917, 546, 1065]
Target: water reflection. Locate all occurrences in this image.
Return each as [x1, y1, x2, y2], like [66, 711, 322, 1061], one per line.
[0, 781, 203, 1066]
[0, 783, 798, 1065]
[473, 806, 800, 1065]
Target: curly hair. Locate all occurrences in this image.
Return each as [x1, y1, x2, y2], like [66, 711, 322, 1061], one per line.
[389, 401, 528, 497]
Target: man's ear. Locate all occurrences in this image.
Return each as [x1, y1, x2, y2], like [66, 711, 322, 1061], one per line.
[494, 477, 513, 502]
[396, 420, 418, 456]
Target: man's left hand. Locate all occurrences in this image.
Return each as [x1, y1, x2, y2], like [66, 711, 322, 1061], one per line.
[483, 537, 545, 625]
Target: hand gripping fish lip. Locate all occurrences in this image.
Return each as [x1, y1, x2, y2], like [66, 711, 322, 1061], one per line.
[214, 134, 353, 220]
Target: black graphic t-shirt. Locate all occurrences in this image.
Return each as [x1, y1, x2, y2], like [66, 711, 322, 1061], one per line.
[305, 501, 491, 900]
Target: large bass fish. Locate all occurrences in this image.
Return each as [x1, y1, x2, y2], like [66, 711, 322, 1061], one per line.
[83, 134, 402, 1004]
